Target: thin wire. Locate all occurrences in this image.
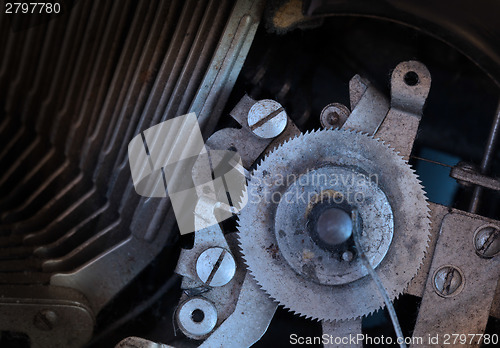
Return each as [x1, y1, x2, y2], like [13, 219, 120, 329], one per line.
[351, 209, 407, 348]
[410, 155, 453, 168]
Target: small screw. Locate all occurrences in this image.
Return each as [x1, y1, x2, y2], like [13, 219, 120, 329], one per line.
[248, 99, 287, 138]
[320, 103, 350, 128]
[328, 112, 340, 124]
[196, 247, 236, 287]
[458, 162, 477, 172]
[433, 265, 464, 297]
[33, 310, 58, 331]
[474, 224, 500, 258]
[342, 250, 354, 262]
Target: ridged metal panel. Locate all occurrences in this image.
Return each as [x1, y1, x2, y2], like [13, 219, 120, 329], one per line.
[0, 0, 263, 316]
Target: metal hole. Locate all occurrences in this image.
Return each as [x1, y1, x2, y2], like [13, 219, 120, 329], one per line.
[191, 309, 205, 323]
[404, 71, 419, 86]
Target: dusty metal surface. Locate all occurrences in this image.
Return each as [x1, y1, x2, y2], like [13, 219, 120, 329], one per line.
[195, 247, 236, 287]
[376, 61, 431, 160]
[343, 75, 390, 135]
[451, 162, 500, 192]
[406, 203, 449, 298]
[198, 272, 277, 348]
[176, 297, 218, 338]
[320, 103, 350, 129]
[169, 90, 300, 346]
[412, 211, 500, 347]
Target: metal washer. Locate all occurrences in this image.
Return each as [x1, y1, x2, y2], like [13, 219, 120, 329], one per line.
[177, 297, 218, 338]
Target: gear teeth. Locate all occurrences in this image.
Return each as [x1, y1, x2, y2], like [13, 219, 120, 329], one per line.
[237, 128, 431, 321]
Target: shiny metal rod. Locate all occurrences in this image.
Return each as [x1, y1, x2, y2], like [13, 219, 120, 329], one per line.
[469, 100, 500, 213]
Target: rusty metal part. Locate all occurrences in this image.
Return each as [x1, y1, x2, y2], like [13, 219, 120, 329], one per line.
[174, 158, 251, 337]
[412, 212, 500, 347]
[173, 207, 272, 344]
[172, 91, 292, 345]
[407, 203, 500, 323]
[375, 61, 431, 160]
[238, 129, 430, 321]
[174, 223, 275, 346]
[343, 75, 390, 135]
[451, 162, 500, 191]
[175, 226, 246, 326]
[206, 94, 300, 169]
[349, 74, 369, 110]
[206, 95, 275, 168]
[491, 284, 500, 319]
[268, 0, 321, 32]
[320, 103, 350, 129]
[169, 92, 299, 346]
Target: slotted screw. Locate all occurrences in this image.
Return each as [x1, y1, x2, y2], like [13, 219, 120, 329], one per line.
[247, 99, 287, 138]
[33, 310, 58, 331]
[433, 265, 464, 297]
[196, 247, 236, 287]
[474, 224, 500, 258]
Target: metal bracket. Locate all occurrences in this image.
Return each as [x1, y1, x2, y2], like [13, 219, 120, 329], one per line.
[412, 211, 500, 347]
[343, 74, 390, 135]
[451, 162, 500, 191]
[0, 285, 94, 348]
[375, 61, 431, 160]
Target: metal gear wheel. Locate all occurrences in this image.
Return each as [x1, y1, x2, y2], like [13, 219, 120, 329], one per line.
[237, 129, 430, 321]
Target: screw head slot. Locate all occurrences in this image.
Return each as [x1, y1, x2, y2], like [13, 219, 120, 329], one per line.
[432, 265, 464, 297]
